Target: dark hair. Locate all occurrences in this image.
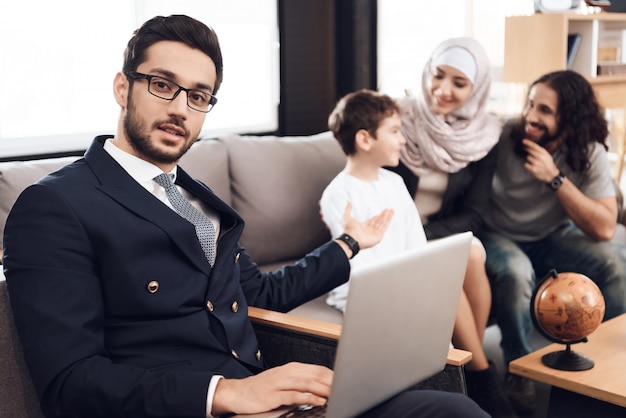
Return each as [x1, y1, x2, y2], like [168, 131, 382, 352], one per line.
[328, 89, 400, 155]
[123, 15, 224, 94]
[515, 70, 608, 175]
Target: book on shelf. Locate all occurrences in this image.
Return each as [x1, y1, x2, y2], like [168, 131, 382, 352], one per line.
[567, 33, 582, 69]
[597, 62, 626, 75]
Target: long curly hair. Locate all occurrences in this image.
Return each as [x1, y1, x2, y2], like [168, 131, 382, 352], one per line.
[514, 70, 608, 176]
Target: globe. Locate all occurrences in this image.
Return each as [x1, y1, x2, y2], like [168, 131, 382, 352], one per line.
[531, 270, 606, 371]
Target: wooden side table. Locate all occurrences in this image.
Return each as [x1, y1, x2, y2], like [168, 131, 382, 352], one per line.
[509, 314, 626, 417]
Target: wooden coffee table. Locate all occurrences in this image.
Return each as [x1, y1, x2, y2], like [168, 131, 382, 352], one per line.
[509, 314, 626, 417]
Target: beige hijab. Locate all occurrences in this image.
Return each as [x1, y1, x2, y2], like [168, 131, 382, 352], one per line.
[399, 37, 502, 176]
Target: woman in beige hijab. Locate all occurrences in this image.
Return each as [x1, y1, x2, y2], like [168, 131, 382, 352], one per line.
[390, 38, 514, 417]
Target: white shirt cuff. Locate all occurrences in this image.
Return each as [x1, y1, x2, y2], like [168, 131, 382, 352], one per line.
[206, 375, 224, 418]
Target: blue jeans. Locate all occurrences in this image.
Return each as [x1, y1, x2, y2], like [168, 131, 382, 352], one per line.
[479, 223, 626, 365]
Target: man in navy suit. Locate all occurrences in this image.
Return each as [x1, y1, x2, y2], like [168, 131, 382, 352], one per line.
[3, 15, 488, 418]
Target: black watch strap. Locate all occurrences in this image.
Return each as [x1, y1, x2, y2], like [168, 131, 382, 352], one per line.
[337, 233, 360, 259]
[548, 171, 565, 191]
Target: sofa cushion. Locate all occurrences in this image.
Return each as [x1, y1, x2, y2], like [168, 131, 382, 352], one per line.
[179, 138, 231, 205]
[0, 157, 78, 249]
[224, 132, 346, 264]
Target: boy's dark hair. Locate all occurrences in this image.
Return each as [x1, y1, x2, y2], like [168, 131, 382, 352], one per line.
[123, 15, 224, 95]
[328, 89, 400, 155]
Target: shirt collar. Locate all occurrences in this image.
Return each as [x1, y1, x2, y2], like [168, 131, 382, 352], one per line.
[103, 138, 177, 183]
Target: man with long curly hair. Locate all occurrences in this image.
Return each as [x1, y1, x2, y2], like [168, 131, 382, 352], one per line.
[478, 70, 626, 415]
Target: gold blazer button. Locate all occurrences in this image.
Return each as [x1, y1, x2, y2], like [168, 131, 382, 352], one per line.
[206, 300, 214, 312]
[147, 281, 159, 293]
[231, 349, 239, 359]
[231, 301, 239, 313]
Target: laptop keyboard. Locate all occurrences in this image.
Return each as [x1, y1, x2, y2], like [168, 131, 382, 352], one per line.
[278, 404, 327, 417]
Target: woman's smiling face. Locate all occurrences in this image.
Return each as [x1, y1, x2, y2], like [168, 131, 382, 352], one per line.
[428, 65, 473, 115]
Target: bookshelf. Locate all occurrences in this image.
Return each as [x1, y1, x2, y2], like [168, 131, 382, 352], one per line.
[503, 12, 626, 108]
[503, 12, 626, 180]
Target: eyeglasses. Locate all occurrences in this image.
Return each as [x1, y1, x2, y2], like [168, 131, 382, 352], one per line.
[125, 71, 218, 113]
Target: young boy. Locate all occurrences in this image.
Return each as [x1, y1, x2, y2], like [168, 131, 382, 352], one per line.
[320, 89, 427, 312]
[320, 89, 516, 418]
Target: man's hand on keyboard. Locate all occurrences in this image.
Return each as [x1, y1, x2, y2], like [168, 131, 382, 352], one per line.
[211, 362, 333, 416]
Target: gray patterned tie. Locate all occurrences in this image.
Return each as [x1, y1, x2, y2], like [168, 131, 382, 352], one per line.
[154, 173, 216, 266]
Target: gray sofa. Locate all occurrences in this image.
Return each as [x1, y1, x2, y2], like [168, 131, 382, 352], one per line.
[0, 132, 471, 417]
[0, 131, 345, 274]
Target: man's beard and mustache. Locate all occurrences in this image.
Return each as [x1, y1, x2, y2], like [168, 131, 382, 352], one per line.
[123, 95, 195, 165]
[513, 119, 560, 158]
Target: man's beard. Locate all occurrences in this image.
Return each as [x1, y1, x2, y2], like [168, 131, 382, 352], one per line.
[513, 120, 560, 158]
[533, 127, 559, 149]
[123, 96, 194, 165]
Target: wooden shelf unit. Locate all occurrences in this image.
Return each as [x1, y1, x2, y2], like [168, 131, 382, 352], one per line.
[504, 13, 626, 92]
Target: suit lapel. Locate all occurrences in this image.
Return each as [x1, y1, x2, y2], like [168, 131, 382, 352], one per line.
[84, 136, 239, 275]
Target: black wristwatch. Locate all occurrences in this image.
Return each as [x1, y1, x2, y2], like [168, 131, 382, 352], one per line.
[337, 233, 360, 259]
[548, 171, 565, 191]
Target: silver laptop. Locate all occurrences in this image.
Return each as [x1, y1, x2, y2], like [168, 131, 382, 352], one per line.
[235, 232, 472, 418]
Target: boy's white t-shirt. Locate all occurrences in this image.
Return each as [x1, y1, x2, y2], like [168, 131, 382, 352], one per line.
[319, 168, 427, 312]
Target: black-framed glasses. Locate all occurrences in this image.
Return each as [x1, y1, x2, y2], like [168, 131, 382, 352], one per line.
[125, 71, 218, 113]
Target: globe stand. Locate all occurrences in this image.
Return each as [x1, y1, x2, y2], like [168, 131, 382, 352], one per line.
[532, 269, 604, 372]
[541, 342, 594, 371]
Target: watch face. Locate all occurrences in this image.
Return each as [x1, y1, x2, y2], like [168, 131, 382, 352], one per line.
[551, 175, 564, 190]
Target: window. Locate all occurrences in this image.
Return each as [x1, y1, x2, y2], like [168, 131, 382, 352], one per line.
[0, 0, 279, 158]
[377, 0, 534, 115]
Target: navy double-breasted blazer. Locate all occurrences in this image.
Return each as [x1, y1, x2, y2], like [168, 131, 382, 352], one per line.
[3, 136, 350, 417]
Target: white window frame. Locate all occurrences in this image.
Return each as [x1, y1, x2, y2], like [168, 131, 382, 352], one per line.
[0, 0, 279, 158]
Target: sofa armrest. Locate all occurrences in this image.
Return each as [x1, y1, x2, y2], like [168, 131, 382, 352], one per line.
[248, 307, 471, 394]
